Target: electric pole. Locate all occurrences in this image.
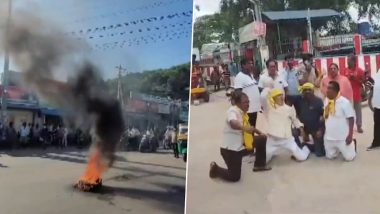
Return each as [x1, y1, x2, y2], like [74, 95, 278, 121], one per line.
[1, 0, 12, 126]
[116, 65, 127, 107]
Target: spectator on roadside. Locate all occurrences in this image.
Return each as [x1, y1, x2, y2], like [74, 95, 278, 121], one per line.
[7, 122, 17, 149]
[28, 123, 34, 144]
[282, 54, 302, 115]
[343, 55, 365, 133]
[19, 122, 30, 147]
[33, 124, 40, 146]
[234, 59, 261, 127]
[367, 69, 380, 151]
[62, 126, 68, 148]
[321, 63, 353, 102]
[40, 124, 49, 149]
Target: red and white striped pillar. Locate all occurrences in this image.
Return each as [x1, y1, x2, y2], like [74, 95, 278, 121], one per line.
[354, 34, 362, 55]
[302, 40, 310, 53]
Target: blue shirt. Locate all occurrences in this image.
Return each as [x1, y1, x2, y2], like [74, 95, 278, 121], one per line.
[283, 69, 300, 96]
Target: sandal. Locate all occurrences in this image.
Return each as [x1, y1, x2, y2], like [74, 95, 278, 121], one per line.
[209, 162, 218, 178]
[253, 166, 272, 172]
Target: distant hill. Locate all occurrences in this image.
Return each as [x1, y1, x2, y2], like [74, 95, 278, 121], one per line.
[106, 63, 190, 101]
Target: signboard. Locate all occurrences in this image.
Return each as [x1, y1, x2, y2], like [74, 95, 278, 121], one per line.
[158, 103, 170, 114]
[239, 21, 266, 44]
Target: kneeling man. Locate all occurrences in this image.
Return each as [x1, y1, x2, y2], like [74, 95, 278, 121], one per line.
[324, 81, 356, 161]
[266, 89, 310, 162]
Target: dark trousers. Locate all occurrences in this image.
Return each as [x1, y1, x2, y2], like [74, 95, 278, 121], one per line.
[252, 135, 267, 168]
[215, 148, 244, 182]
[293, 128, 325, 157]
[371, 108, 380, 147]
[215, 136, 267, 182]
[305, 131, 325, 157]
[172, 143, 179, 158]
[248, 112, 258, 127]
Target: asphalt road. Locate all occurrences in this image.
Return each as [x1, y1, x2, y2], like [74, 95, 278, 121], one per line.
[186, 91, 380, 214]
[0, 148, 186, 214]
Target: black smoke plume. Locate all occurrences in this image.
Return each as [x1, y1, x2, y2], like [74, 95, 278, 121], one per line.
[1, 12, 125, 166]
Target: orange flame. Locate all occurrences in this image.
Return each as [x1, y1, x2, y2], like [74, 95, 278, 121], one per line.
[77, 148, 108, 190]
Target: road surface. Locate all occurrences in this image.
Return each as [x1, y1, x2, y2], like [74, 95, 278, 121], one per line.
[0, 148, 185, 214]
[186, 91, 380, 214]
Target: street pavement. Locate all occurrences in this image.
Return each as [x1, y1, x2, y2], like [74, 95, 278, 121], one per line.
[186, 91, 380, 214]
[0, 148, 185, 214]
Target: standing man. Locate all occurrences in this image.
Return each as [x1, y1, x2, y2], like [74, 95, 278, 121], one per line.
[171, 128, 179, 158]
[367, 69, 380, 150]
[282, 54, 302, 115]
[234, 59, 261, 127]
[323, 81, 356, 161]
[221, 64, 231, 89]
[259, 58, 288, 114]
[19, 122, 29, 147]
[297, 54, 320, 86]
[343, 55, 365, 133]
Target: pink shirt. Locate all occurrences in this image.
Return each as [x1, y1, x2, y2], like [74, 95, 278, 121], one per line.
[320, 75, 353, 102]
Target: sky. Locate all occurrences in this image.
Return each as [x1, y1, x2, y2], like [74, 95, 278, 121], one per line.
[0, 0, 193, 79]
[193, 0, 220, 19]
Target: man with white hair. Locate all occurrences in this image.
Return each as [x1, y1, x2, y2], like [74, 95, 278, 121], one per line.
[265, 89, 310, 163]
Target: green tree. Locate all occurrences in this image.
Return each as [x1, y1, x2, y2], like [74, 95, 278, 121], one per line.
[106, 63, 190, 101]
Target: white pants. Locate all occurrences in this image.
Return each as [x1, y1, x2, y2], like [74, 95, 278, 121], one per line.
[230, 76, 235, 87]
[266, 136, 310, 163]
[324, 139, 356, 161]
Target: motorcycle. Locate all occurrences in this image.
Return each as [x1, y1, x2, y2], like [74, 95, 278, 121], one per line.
[139, 134, 158, 153]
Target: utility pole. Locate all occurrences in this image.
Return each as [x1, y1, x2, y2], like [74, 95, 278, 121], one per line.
[116, 65, 127, 107]
[307, 8, 313, 54]
[1, 0, 12, 127]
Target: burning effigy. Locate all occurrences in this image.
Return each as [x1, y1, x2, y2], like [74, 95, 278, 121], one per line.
[1, 12, 125, 192]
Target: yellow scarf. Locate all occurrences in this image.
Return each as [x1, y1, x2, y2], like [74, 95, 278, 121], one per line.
[235, 106, 254, 151]
[269, 89, 283, 108]
[298, 82, 315, 94]
[324, 93, 340, 119]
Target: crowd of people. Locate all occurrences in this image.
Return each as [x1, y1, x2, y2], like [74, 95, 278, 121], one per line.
[209, 53, 375, 182]
[0, 121, 90, 150]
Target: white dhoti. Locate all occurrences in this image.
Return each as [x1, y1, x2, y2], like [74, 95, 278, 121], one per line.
[266, 136, 310, 163]
[230, 76, 235, 87]
[324, 139, 356, 161]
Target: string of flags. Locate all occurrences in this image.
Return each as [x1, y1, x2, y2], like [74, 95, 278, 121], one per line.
[88, 27, 191, 51]
[65, 10, 193, 36]
[70, 21, 192, 40]
[71, 0, 191, 23]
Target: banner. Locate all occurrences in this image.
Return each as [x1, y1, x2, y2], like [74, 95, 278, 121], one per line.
[239, 21, 266, 44]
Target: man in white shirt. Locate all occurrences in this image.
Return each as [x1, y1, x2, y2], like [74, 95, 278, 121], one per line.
[234, 59, 261, 127]
[209, 92, 270, 182]
[368, 69, 380, 151]
[323, 81, 356, 161]
[265, 89, 310, 163]
[19, 122, 30, 145]
[259, 59, 288, 114]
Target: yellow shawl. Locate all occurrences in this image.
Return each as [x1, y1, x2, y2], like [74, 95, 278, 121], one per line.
[324, 93, 340, 119]
[235, 106, 254, 151]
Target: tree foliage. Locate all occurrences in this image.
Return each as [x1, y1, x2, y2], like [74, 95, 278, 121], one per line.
[106, 64, 190, 101]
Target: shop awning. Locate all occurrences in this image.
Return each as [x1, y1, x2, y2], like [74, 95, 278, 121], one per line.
[40, 108, 62, 117]
[262, 9, 340, 22]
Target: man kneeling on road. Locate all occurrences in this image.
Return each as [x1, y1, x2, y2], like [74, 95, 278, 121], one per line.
[265, 89, 310, 163]
[298, 83, 325, 157]
[323, 81, 356, 161]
